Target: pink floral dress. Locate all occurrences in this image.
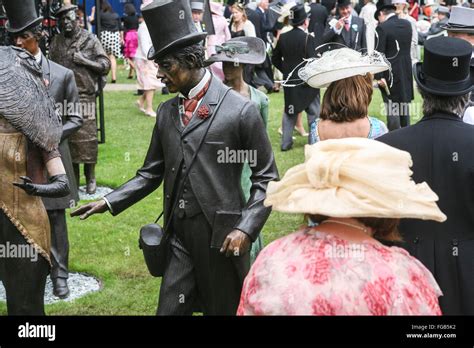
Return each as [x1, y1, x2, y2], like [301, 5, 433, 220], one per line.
[237, 228, 442, 315]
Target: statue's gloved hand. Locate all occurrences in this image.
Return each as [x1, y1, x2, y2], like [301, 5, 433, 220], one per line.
[13, 175, 70, 198]
[220, 229, 251, 257]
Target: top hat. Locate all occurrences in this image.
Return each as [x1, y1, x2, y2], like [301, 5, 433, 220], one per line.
[289, 4, 308, 26]
[374, 0, 396, 20]
[190, 0, 205, 11]
[337, 0, 352, 8]
[205, 36, 266, 66]
[3, 0, 43, 33]
[441, 6, 474, 34]
[54, 4, 78, 18]
[436, 5, 450, 16]
[413, 36, 474, 97]
[143, 0, 207, 60]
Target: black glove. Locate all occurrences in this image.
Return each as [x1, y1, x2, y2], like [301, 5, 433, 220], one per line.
[13, 174, 70, 198]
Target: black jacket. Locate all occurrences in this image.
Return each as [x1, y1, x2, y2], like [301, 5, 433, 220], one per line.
[41, 55, 82, 210]
[321, 14, 366, 51]
[309, 3, 328, 46]
[375, 15, 414, 102]
[272, 28, 320, 115]
[105, 76, 279, 242]
[378, 113, 474, 315]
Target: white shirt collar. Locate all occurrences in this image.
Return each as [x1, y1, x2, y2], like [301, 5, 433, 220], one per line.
[34, 50, 42, 64]
[180, 69, 211, 99]
[298, 25, 308, 33]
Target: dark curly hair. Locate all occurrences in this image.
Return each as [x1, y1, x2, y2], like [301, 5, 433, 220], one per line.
[161, 44, 205, 70]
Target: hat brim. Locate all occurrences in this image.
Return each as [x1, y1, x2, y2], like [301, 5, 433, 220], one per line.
[413, 62, 474, 96]
[55, 5, 78, 18]
[205, 53, 265, 66]
[303, 65, 389, 88]
[147, 32, 208, 60]
[441, 24, 474, 33]
[204, 37, 266, 66]
[6, 17, 43, 33]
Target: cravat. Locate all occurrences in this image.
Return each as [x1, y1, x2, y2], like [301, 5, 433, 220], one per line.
[344, 19, 350, 31]
[181, 80, 211, 126]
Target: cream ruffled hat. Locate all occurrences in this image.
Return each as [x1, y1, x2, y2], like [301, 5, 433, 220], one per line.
[264, 138, 447, 222]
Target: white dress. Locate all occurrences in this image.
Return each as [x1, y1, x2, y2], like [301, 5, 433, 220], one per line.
[360, 2, 377, 53]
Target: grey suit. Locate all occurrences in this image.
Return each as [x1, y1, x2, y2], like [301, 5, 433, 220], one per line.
[321, 15, 367, 51]
[104, 75, 278, 315]
[41, 54, 82, 279]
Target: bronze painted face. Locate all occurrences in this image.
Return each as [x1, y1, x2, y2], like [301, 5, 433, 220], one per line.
[223, 61, 244, 83]
[156, 56, 192, 94]
[59, 10, 77, 37]
[13, 30, 39, 55]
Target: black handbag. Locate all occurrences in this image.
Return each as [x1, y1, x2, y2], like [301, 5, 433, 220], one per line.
[139, 87, 232, 277]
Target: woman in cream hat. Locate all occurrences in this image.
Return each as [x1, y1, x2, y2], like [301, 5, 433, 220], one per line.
[295, 47, 390, 143]
[237, 137, 445, 315]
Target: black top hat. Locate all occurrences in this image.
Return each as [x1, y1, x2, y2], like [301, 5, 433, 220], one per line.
[3, 0, 43, 33]
[441, 6, 474, 34]
[55, 4, 79, 18]
[337, 0, 352, 8]
[205, 36, 266, 66]
[289, 4, 308, 26]
[413, 36, 474, 97]
[374, 0, 396, 20]
[143, 0, 207, 60]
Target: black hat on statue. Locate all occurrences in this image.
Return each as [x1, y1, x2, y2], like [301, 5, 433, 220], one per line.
[55, 4, 79, 18]
[374, 0, 396, 20]
[413, 36, 474, 97]
[3, 0, 43, 33]
[143, 0, 207, 60]
[289, 4, 308, 26]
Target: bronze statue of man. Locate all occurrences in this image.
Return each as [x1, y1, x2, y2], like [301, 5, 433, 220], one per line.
[73, 0, 278, 315]
[49, 4, 110, 194]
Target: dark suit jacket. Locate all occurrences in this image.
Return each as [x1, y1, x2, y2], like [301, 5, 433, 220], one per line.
[309, 3, 329, 45]
[246, 8, 262, 40]
[375, 15, 414, 102]
[255, 6, 273, 43]
[378, 113, 474, 315]
[272, 28, 320, 115]
[105, 75, 279, 243]
[41, 55, 82, 210]
[321, 14, 366, 51]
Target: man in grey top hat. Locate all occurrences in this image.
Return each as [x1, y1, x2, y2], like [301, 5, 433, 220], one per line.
[419, 5, 450, 43]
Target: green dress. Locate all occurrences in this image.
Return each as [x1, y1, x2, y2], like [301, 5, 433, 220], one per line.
[241, 86, 269, 264]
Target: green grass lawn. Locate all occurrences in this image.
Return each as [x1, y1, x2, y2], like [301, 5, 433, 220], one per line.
[0, 82, 423, 315]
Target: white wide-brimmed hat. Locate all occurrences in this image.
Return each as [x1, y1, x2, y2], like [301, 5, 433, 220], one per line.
[298, 47, 391, 88]
[264, 138, 447, 222]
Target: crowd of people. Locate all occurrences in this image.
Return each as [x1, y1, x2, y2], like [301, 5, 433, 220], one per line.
[0, 0, 473, 317]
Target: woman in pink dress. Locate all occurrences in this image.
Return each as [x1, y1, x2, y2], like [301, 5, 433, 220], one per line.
[238, 138, 446, 315]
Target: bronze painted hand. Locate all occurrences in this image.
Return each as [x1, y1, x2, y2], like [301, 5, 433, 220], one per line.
[220, 229, 251, 257]
[70, 199, 108, 220]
